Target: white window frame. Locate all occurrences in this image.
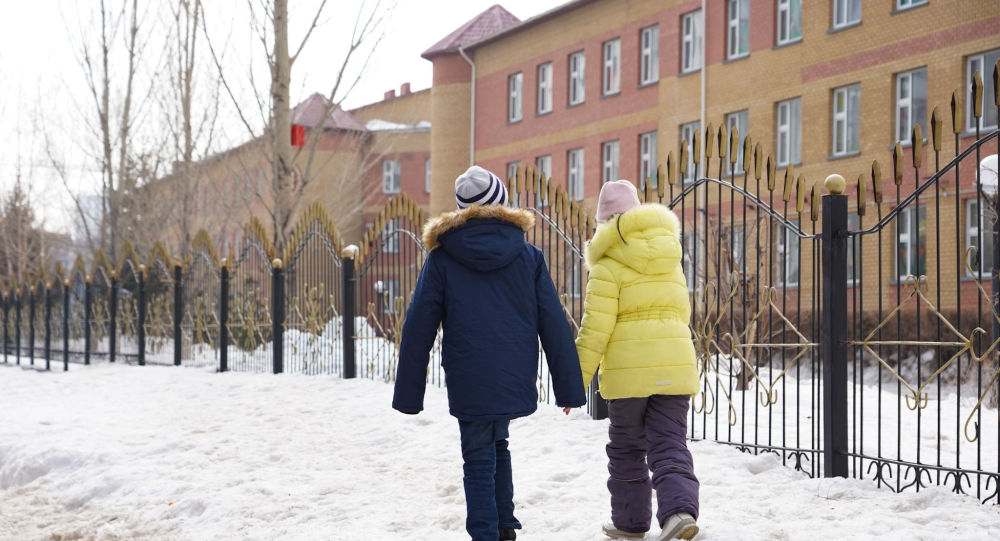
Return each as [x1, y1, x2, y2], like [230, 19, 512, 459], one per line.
[568, 51, 586, 106]
[725, 109, 749, 173]
[536, 155, 552, 206]
[507, 161, 520, 183]
[732, 225, 745, 269]
[776, 97, 802, 167]
[896, 0, 927, 10]
[639, 131, 658, 188]
[424, 158, 431, 193]
[895, 68, 927, 144]
[681, 10, 703, 73]
[602, 140, 620, 183]
[382, 159, 401, 194]
[568, 148, 584, 201]
[640, 25, 660, 85]
[966, 199, 995, 278]
[569, 263, 583, 299]
[537, 62, 553, 115]
[377, 278, 400, 314]
[833, 0, 861, 29]
[680, 121, 701, 184]
[775, 219, 800, 287]
[382, 218, 399, 254]
[895, 205, 927, 280]
[966, 49, 1000, 132]
[508, 72, 523, 123]
[603, 38, 621, 96]
[832, 84, 861, 157]
[727, 0, 750, 60]
[683, 230, 700, 292]
[776, 0, 802, 46]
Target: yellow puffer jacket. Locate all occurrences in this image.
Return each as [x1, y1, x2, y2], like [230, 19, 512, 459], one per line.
[575, 203, 699, 399]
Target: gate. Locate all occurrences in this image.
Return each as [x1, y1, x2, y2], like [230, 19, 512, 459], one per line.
[227, 218, 274, 373]
[182, 232, 221, 368]
[282, 203, 346, 375]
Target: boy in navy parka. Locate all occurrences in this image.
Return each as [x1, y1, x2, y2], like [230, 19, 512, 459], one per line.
[393, 165, 587, 541]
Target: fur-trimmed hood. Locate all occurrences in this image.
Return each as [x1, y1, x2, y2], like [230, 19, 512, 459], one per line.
[585, 203, 682, 274]
[422, 205, 535, 272]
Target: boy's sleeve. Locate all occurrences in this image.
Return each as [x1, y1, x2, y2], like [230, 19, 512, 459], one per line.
[392, 252, 445, 414]
[575, 262, 618, 392]
[535, 254, 587, 408]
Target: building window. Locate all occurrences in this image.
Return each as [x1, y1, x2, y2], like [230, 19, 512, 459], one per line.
[966, 49, 1000, 132]
[640, 25, 659, 85]
[536, 154, 552, 206]
[731, 225, 745, 269]
[833, 0, 861, 29]
[776, 0, 802, 45]
[603, 38, 621, 96]
[832, 84, 861, 157]
[776, 97, 802, 167]
[507, 161, 520, 183]
[725, 109, 749, 172]
[537, 62, 553, 115]
[568, 148, 584, 201]
[382, 219, 399, 254]
[424, 158, 431, 193]
[681, 10, 703, 73]
[896, 0, 927, 9]
[639, 131, 658, 188]
[680, 121, 701, 184]
[683, 230, 699, 291]
[569, 263, 583, 299]
[382, 159, 400, 194]
[966, 199, 995, 278]
[776, 219, 800, 287]
[727, 0, 750, 60]
[508, 72, 523, 123]
[896, 205, 927, 280]
[602, 140, 620, 183]
[568, 50, 585, 105]
[895, 68, 927, 144]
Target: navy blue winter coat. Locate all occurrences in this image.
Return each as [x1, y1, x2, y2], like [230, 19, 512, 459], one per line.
[392, 205, 587, 421]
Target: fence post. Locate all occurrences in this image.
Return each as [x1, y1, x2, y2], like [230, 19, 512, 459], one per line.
[28, 288, 35, 366]
[62, 280, 70, 371]
[272, 258, 284, 374]
[15, 293, 21, 365]
[173, 263, 183, 366]
[109, 273, 117, 363]
[341, 246, 357, 378]
[138, 265, 146, 367]
[590, 377, 608, 420]
[3, 294, 8, 364]
[44, 284, 51, 371]
[84, 280, 91, 366]
[822, 174, 849, 478]
[219, 260, 229, 373]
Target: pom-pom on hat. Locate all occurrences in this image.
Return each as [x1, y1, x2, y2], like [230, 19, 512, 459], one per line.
[455, 165, 508, 209]
[596, 180, 641, 223]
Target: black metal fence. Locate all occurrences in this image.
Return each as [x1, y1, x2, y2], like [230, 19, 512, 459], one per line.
[3, 63, 999, 505]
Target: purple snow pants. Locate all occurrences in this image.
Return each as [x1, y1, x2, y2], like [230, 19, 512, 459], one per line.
[606, 395, 699, 534]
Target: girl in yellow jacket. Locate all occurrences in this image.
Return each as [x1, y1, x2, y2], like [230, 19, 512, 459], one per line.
[573, 180, 700, 541]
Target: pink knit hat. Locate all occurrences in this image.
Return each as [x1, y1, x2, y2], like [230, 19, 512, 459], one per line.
[596, 180, 640, 223]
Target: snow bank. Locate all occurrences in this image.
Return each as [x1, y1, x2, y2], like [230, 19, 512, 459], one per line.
[0, 363, 997, 540]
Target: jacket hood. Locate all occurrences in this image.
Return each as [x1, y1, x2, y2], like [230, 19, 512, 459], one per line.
[422, 205, 535, 272]
[585, 203, 682, 274]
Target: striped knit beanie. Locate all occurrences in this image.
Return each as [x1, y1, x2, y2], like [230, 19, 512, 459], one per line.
[455, 165, 508, 209]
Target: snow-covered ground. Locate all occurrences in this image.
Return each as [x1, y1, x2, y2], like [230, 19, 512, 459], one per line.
[1, 362, 998, 541]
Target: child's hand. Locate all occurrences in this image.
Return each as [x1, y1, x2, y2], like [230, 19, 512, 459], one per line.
[562, 407, 572, 415]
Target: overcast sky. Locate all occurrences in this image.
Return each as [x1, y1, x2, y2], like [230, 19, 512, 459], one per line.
[0, 0, 568, 233]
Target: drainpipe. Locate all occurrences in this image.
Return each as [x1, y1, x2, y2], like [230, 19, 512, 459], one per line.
[459, 45, 476, 167]
[699, 0, 706, 133]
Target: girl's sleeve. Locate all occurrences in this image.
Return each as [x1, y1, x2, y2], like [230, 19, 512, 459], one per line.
[575, 262, 618, 392]
[392, 253, 445, 414]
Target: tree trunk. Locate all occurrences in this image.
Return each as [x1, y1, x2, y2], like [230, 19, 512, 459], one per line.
[271, 0, 293, 254]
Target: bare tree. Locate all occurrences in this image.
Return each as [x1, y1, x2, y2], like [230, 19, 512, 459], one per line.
[203, 0, 393, 253]
[46, 0, 163, 261]
[0, 179, 45, 287]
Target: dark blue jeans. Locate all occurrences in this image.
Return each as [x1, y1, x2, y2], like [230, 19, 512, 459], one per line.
[458, 419, 522, 541]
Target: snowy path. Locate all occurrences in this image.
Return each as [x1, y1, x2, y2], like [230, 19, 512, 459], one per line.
[1, 363, 997, 541]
